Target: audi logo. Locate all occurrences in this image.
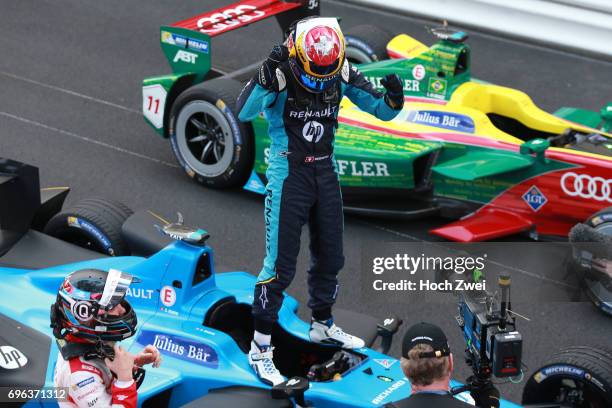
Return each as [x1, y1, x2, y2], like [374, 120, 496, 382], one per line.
[560, 172, 612, 203]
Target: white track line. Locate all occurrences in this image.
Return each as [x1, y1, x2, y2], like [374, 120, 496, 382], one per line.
[0, 70, 140, 114]
[0, 111, 178, 169]
[357, 219, 422, 241]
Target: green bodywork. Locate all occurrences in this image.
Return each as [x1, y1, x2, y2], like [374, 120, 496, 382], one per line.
[142, 26, 212, 135]
[142, 28, 608, 206]
[250, 36, 474, 189]
[252, 114, 574, 205]
[253, 117, 441, 189]
[249, 36, 575, 204]
[429, 142, 573, 203]
[358, 36, 471, 100]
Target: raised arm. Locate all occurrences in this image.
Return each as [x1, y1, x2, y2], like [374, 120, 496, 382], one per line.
[237, 45, 289, 122]
[343, 63, 404, 121]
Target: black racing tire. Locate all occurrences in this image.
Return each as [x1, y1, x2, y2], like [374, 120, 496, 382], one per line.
[522, 346, 612, 407]
[168, 77, 254, 189]
[586, 206, 612, 236]
[582, 206, 612, 316]
[345, 25, 394, 64]
[43, 198, 133, 256]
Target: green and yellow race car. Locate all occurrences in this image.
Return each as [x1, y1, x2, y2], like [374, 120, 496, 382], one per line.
[141, 0, 612, 242]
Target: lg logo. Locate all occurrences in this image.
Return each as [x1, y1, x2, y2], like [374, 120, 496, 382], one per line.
[302, 121, 324, 143]
[0, 346, 28, 369]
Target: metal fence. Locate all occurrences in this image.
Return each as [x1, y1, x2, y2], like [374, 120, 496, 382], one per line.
[345, 0, 612, 59]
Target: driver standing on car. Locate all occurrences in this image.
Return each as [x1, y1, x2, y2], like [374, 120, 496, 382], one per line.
[237, 17, 404, 385]
[51, 269, 162, 408]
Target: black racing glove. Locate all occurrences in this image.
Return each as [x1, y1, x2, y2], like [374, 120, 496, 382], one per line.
[381, 73, 404, 110]
[256, 45, 289, 91]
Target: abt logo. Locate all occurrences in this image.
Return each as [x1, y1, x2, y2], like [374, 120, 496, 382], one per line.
[173, 50, 198, 64]
[0, 345, 28, 369]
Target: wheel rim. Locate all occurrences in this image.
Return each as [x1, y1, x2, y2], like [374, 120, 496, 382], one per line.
[525, 376, 610, 408]
[594, 222, 612, 236]
[345, 46, 373, 64]
[175, 100, 234, 177]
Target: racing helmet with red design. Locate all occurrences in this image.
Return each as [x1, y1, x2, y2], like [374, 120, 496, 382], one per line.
[287, 17, 346, 93]
[50, 268, 139, 343]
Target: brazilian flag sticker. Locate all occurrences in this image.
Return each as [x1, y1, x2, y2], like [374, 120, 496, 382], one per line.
[428, 78, 447, 96]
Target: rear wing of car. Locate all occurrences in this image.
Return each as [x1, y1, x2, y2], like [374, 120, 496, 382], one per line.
[0, 159, 71, 256]
[0, 159, 41, 240]
[160, 0, 320, 75]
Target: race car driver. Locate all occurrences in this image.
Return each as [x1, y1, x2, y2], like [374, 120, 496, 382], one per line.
[237, 17, 404, 385]
[51, 269, 161, 408]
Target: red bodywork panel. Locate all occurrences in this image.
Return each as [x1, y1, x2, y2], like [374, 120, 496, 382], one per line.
[430, 156, 611, 241]
[172, 0, 302, 37]
[431, 209, 534, 242]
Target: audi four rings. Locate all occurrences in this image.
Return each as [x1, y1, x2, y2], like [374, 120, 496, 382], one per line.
[561, 172, 612, 203]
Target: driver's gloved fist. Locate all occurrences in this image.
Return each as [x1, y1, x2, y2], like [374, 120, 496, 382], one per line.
[257, 45, 289, 91]
[381, 73, 404, 110]
[267, 45, 289, 64]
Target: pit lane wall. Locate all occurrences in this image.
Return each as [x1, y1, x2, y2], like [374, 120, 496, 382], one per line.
[344, 0, 612, 59]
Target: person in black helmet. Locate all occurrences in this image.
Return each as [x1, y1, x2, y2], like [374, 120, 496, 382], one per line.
[51, 269, 161, 408]
[386, 322, 475, 407]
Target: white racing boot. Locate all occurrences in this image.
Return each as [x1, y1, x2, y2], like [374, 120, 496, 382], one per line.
[309, 319, 365, 349]
[248, 340, 286, 386]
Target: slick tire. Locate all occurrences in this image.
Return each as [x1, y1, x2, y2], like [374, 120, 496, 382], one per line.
[586, 206, 612, 236]
[168, 78, 254, 189]
[522, 346, 612, 407]
[582, 206, 612, 316]
[43, 198, 133, 256]
[345, 25, 394, 64]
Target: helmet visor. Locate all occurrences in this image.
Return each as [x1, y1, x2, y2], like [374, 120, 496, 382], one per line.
[290, 58, 339, 93]
[96, 269, 138, 310]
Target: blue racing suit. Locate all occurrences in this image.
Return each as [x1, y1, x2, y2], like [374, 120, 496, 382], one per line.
[237, 60, 402, 334]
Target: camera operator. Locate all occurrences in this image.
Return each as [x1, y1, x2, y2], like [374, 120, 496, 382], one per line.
[386, 322, 473, 408]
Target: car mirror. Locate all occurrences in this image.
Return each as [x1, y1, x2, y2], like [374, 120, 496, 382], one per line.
[600, 102, 612, 132]
[375, 315, 403, 354]
[272, 377, 309, 406]
[520, 138, 550, 163]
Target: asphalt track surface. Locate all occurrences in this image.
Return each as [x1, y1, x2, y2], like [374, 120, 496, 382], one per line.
[1, 0, 611, 403]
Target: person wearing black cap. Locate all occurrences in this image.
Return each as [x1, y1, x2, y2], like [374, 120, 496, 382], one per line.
[385, 322, 474, 407]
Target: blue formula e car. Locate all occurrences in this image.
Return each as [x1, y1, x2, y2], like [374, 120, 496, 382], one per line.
[0, 159, 474, 408]
[2, 158, 608, 407]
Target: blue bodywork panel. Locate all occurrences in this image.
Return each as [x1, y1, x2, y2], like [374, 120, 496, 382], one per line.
[1, 240, 521, 407]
